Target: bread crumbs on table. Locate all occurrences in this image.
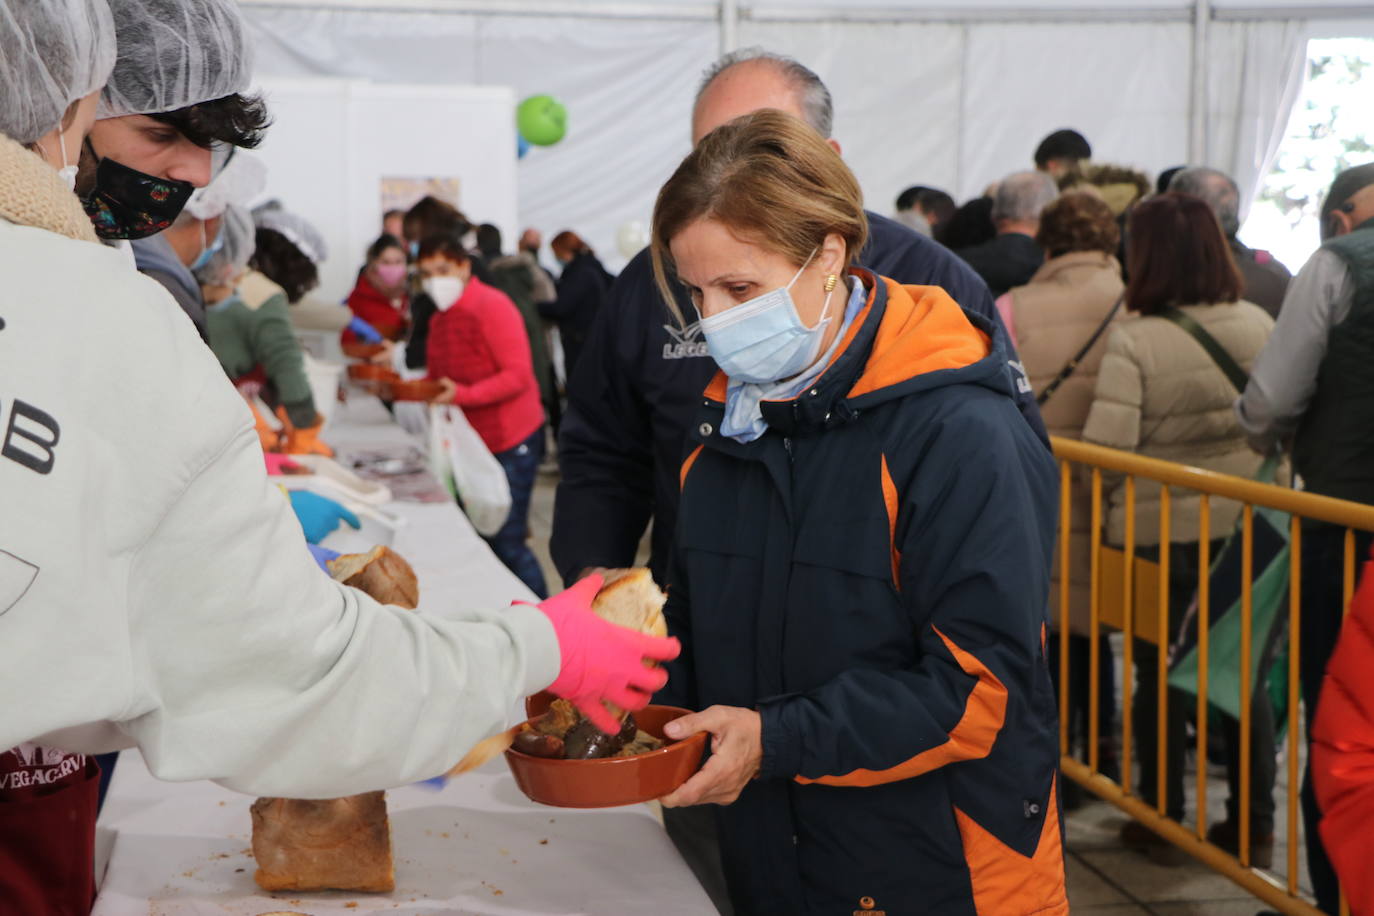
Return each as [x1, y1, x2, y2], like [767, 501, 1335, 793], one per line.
[345, 904, 358, 909]
[539, 839, 548, 845]
[234, 868, 244, 873]
[217, 801, 225, 806]
[440, 831, 450, 838]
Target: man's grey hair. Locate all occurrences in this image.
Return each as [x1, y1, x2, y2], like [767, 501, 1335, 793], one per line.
[695, 47, 834, 138]
[1169, 167, 1241, 237]
[992, 171, 1060, 223]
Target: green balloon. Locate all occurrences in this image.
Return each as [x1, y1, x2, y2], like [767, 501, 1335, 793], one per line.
[517, 95, 567, 147]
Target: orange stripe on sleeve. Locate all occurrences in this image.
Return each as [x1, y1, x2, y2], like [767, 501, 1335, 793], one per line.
[680, 445, 704, 491]
[880, 454, 900, 588]
[955, 781, 1068, 915]
[795, 627, 1008, 788]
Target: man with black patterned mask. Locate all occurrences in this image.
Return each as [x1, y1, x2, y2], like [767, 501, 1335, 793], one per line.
[78, 0, 270, 339]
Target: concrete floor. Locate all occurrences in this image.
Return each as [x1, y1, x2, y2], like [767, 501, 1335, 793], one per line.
[524, 467, 1313, 916]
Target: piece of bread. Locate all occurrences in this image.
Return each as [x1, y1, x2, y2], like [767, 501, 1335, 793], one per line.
[250, 792, 394, 893]
[591, 568, 667, 637]
[328, 545, 419, 610]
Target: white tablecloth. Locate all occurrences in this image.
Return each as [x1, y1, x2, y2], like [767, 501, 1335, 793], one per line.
[91, 394, 714, 916]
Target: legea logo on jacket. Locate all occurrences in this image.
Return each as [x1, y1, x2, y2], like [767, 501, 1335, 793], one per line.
[662, 322, 711, 360]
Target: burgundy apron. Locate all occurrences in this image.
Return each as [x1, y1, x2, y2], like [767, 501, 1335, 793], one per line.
[0, 745, 99, 915]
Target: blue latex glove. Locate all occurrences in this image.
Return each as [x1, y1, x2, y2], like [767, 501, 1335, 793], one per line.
[288, 490, 361, 544]
[307, 543, 341, 571]
[347, 315, 384, 344]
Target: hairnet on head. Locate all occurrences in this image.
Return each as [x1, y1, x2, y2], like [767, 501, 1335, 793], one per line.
[0, 0, 117, 145]
[193, 203, 255, 288]
[98, 0, 253, 119]
[252, 201, 328, 264]
[185, 150, 266, 220]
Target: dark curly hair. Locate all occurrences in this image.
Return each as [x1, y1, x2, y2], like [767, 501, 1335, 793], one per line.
[416, 233, 471, 265]
[1036, 191, 1120, 260]
[403, 196, 470, 248]
[251, 228, 319, 303]
[148, 93, 271, 150]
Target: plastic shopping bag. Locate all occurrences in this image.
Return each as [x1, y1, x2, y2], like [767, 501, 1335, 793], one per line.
[1168, 456, 1289, 726]
[427, 404, 511, 537]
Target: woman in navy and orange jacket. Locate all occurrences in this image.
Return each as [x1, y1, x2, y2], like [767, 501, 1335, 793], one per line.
[649, 111, 1065, 915]
[416, 233, 547, 599]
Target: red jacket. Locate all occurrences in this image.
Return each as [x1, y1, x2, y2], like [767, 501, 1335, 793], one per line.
[427, 277, 544, 453]
[1314, 545, 1374, 916]
[344, 273, 408, 343]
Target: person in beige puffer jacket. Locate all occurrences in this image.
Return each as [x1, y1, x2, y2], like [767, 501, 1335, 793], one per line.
[1000, 191, 1125, 791]
[1082, 191, 1278, 864]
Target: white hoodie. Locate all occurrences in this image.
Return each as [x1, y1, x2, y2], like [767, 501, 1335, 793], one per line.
[0, 144, 560, 798]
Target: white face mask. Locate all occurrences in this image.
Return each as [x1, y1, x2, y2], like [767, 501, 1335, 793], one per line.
[42, 126, 78, 191]
[424, 275, 466, 312]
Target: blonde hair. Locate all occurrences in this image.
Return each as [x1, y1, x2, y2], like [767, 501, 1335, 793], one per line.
[650, 109, 867, 324]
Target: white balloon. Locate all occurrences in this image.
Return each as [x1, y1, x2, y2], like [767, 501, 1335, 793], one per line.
[616, 219, 647, 258]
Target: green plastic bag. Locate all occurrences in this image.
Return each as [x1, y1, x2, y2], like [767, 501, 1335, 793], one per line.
[1168, 504, 1290, 724]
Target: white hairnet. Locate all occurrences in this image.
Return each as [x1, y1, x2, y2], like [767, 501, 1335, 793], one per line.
[0, 0, 117, 145]
[252, 201, 328, 264]
[98, 0, 253, 118]
[185, 150, 266, 220]
[193, 203, 255, 288]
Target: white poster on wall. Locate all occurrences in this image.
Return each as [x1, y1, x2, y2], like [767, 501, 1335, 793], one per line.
[248, 78, 519, 304]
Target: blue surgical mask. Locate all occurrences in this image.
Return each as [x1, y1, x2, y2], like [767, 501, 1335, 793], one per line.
[190, 221, 225, 272]
[698, 249, 836, 385]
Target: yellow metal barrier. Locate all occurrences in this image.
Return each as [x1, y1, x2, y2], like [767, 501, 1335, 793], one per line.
[1051, 437, 1374, 916]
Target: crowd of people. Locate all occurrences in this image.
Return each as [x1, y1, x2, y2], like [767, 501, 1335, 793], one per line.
[885, 116, 1372, 916]
[3, 2, 1374, 915]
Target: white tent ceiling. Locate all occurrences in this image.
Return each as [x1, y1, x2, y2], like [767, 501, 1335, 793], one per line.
[242, 0, 1374, 274]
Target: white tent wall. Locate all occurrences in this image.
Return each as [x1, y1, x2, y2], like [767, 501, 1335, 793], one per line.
[244, 6, 715, 273]
[956, 21, 1193, 201]
[242, 2, 1373, 276]
[1205, 19, 1308, 217]
[249, 78, 518, 303]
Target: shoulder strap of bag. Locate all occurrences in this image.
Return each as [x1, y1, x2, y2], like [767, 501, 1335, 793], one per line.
[1036, 293, 1125, 406]
[1159, 306, 1249, 394]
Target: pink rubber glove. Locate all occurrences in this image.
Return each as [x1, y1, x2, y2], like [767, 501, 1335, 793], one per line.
[529, 575, 680, 734]
[263, 453, 305, 476]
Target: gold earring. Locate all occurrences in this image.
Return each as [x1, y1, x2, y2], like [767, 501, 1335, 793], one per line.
[823, 274, 838, 292]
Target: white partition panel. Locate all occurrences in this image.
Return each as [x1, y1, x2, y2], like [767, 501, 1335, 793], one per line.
[250, 78, 517, 304]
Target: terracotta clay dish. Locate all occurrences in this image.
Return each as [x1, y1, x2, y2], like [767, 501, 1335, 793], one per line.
[342, 341, 387, 360]
[382, 378, 446, 402]
[504, 695, 706, 809]
[347, 363, 399, 384]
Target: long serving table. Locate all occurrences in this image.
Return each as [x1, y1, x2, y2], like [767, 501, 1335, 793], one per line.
[91, 395, 715, 915]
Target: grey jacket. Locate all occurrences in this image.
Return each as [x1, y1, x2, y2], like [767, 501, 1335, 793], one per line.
[131, 234, 207, 341]
[1236, 249, 1354, 454]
